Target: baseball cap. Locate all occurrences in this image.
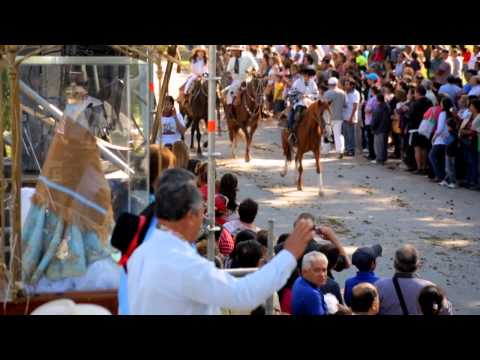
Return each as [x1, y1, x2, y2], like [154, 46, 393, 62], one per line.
[352, 244, 382, 271]
[366, 73, 379, 82]
[328, 77, 339, 86]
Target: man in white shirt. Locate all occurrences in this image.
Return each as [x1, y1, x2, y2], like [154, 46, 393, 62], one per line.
[287, 65, 319, 137]
[324, 77, 347, 158]
[128, 168, 315, 314]
[225, 45, 260, 119]
[343, 79, 361, 156]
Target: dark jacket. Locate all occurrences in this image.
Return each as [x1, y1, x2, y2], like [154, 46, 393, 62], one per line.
[371, 102, 391, 134]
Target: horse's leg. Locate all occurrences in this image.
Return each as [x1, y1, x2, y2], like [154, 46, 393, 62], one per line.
[280, 129, 290, 177]
[196, 119, 202, 155]
[245, 128, 251, 163]
[280, 158, 289, 177]
[190, 119, 196, 150]
[297, 154, 303, 191]
[315, 149, 325, 197]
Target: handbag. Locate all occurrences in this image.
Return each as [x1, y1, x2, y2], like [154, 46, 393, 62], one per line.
[418, 107, 440, 139]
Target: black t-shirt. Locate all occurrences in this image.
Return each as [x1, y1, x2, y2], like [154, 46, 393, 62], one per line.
[408, 97, 433, 130]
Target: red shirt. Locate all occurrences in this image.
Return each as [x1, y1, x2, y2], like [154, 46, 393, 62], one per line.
[218, 228, 235, 256]
[280, 288, 293, 314]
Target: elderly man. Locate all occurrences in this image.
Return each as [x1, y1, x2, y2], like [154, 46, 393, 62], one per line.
[350, 283, 380, 315]
[325, 77, 346, 158]
[291, 251, 329, 315]
[127, 168, 315, 314]
[224, 45, 259, 120]
[375, 244, 453, 315]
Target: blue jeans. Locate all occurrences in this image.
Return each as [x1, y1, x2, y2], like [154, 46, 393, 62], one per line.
[444, 155, 456, 184]
[343, 121, 356, 153]
[463, 144, 479, 185]
[428, 145, 446, 180]
[288, 106, 305, 131]
[288, 109, 295, 130]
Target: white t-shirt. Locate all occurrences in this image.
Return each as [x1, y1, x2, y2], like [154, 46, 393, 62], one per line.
[343, 89, 361, 123]
[433, 111, 449, 146]
[159, 113, 185, 146]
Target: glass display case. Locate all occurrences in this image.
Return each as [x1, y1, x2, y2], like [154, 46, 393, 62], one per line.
[18, 56, 152, 220]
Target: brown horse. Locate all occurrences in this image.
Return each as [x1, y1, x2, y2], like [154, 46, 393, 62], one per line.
[226, 76, 265, 162]
[280, 99, 332, 196]
[180, 77, 222, 154]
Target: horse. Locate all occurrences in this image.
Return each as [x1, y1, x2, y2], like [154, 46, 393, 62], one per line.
[180, 76, 222, 154]
[280, 99, 332, 196]
[180, 77, 209, 154]
[226, 75, 265, 162]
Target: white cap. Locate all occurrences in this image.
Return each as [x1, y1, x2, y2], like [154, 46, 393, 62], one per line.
[328, 77, 339, 86]
[31, 299, 112, 315]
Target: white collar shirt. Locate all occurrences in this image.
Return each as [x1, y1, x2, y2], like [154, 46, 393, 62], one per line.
[127, 228, 296, 315]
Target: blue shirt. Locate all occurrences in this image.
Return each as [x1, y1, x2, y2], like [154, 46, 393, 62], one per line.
[344, 271, 380, 306]
[291, 276, 327, 315]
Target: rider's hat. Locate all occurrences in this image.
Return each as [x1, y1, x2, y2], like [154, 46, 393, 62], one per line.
[300, 65, 317, 77]
[228, 45, 246, 52]
[192, 45, 207, 57]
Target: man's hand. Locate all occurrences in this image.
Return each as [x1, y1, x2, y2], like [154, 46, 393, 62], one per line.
[283, 219, 315, 259]
[315, 226, 351, 269]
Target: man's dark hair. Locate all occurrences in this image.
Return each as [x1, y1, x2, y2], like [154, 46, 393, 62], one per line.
[350, 284, 378, 313]
[466, 69, 478, 76]
[371, 86, 381, 95]
[256, 230, 268, 248]
[318, 243, 340, 272]
[376, 93, 385, 103]
[446, 76, 457, 84]
[274, 233, 290, 254]
[235, 229, 257, 244]
[304, 54, 314, 65]
[470, 98, 480, 113]
[156, 178, 203, 221]
[415, 85, 427, 97]
[238, 198, 258, 224]
[231, 240, 263, 268]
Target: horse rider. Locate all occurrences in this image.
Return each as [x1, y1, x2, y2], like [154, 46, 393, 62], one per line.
[224, 45, 260, 119]
[178, 46, 208, 107]
[287, 64, 319, 141]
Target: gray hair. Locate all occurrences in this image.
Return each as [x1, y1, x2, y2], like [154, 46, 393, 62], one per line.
[155, 169, 203, 221]
[394, 244, 419, 273]
[421, 79, 433, 90]
[302, 251, 328, 271]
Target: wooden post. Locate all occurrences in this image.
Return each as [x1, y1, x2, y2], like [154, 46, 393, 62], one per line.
[150, 45, 177, 145]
